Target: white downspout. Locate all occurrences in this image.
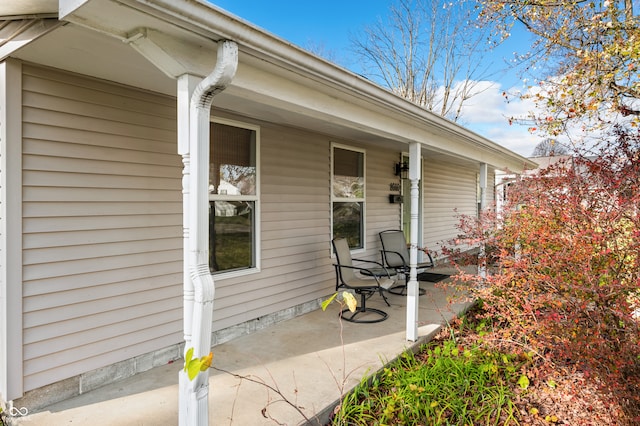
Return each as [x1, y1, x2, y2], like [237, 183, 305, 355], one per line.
[406, 141, 421, 341]
[178, 40, 238, 426]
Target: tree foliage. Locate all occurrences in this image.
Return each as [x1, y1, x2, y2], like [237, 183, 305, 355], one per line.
[351, 0, 497, 121]
[480, 0, 640, 137]
[447, 128, 640, 422]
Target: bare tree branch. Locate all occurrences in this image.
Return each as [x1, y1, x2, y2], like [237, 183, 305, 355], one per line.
[351, 0, 499, 122]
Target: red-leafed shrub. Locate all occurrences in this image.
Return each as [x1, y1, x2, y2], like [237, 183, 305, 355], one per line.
[447, 128, 640, 423]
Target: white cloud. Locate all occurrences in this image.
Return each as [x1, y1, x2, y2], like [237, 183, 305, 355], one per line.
[474, 122, 544, 157]
[461, 77, 638, 157]
[456, 80, 545, 157]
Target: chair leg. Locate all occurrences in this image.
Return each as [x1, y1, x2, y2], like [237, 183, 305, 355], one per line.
[340, 290, 388, 323]
[379, 288, 390, 306]
[363, 288, 390, 307]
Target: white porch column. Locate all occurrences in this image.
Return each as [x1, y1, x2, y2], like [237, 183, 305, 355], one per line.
[178, 40, 238, 426]
[406, 142, 421, 341]
[479, 163, 488, 211]
[177, 73, 199, 373]
[478, 163, 488, 279]
[0, 58, 24, 402]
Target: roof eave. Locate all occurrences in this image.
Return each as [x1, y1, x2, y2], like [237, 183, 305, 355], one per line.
[58, 0, 535, 172]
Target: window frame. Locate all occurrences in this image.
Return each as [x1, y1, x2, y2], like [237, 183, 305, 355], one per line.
[331, 143, 366, 252]
[209, 117, 261, 278]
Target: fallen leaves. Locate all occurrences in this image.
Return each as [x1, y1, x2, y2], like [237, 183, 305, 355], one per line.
[441, 308, 631, 426]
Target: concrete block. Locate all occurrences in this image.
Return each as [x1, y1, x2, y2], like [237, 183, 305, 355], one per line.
[12, 375, 80, 413]
[135, 344, 182, 372]
[80, 359, 135, 393]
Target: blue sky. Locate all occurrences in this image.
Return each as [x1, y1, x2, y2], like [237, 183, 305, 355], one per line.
[210, 0, 391, 54]
[209, 1, 545, 156]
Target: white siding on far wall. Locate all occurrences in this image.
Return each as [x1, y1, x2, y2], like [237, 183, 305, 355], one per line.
[20, 65, 183, 392]
[422, 159, 479, 253]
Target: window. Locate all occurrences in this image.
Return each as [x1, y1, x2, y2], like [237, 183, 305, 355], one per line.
[332, 145, 365, 249]
[209, 119, 259, 274]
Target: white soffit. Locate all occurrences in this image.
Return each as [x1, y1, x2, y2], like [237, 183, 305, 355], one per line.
[0, 0, 57, 18]
[0, 18, 61, 60]
[13, 23, 175, 96]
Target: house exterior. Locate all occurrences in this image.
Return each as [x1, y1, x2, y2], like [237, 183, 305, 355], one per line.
[496, 155, 568, 214]
[0, 0, 536, 411]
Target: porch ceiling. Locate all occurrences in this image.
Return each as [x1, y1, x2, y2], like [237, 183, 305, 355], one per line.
[10, 0, 535, 172]
[11, 23, 410, 152]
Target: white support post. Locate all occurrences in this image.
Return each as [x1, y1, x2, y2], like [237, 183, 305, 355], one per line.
[479, 163, 487, 212]
[406, 142, 421, 342]
[177, 73, 197, 426]
[0, 58, 24, 403]
[478, 163, 488, 279]
[177, 74, 200, 350]
[178, 40, 238, 426]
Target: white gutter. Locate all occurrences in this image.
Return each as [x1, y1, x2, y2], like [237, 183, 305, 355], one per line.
[177, 40, 238, 426]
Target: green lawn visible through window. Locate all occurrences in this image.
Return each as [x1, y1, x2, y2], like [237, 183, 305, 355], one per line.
[210, 201, 254, 272]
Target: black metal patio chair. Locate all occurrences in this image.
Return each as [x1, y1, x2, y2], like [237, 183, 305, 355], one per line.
[332, 237, 395, 323]
[379, 229, 434, 295]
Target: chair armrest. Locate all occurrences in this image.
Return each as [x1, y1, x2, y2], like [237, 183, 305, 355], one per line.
[380, 249, 408, 267]
[352, 257, 386, 268]
[424, 251, 434, 267]
[351, 258, 395, 278]
[383, 249, 435, 268]
[336, 263, 394, 281]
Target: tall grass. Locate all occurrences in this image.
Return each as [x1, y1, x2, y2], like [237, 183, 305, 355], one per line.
[332, 332, 526, 425]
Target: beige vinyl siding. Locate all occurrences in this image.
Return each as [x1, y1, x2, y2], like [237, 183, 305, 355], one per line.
[423, 159, 478, 252]
[211, 123, 335, 331]
[363, 147, 403, 255]
[21, 65, 182, 391]
[210, 123, 401, 331]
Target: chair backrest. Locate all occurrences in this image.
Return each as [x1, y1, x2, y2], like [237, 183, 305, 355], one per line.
[332, 238, 356, 283]
[379, 230, 409, 268]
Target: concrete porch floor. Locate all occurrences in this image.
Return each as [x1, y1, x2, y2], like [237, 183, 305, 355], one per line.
[14, 269, 472, 426]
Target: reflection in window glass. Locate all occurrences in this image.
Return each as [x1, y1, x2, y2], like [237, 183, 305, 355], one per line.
[209, 121, 258, 273]
[219, 164, 255, 196]
[210, 123, 256, 196]
[332, 202, 362, 248]
[332, 146, 365, 249]
[332, 147, 364, 198]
